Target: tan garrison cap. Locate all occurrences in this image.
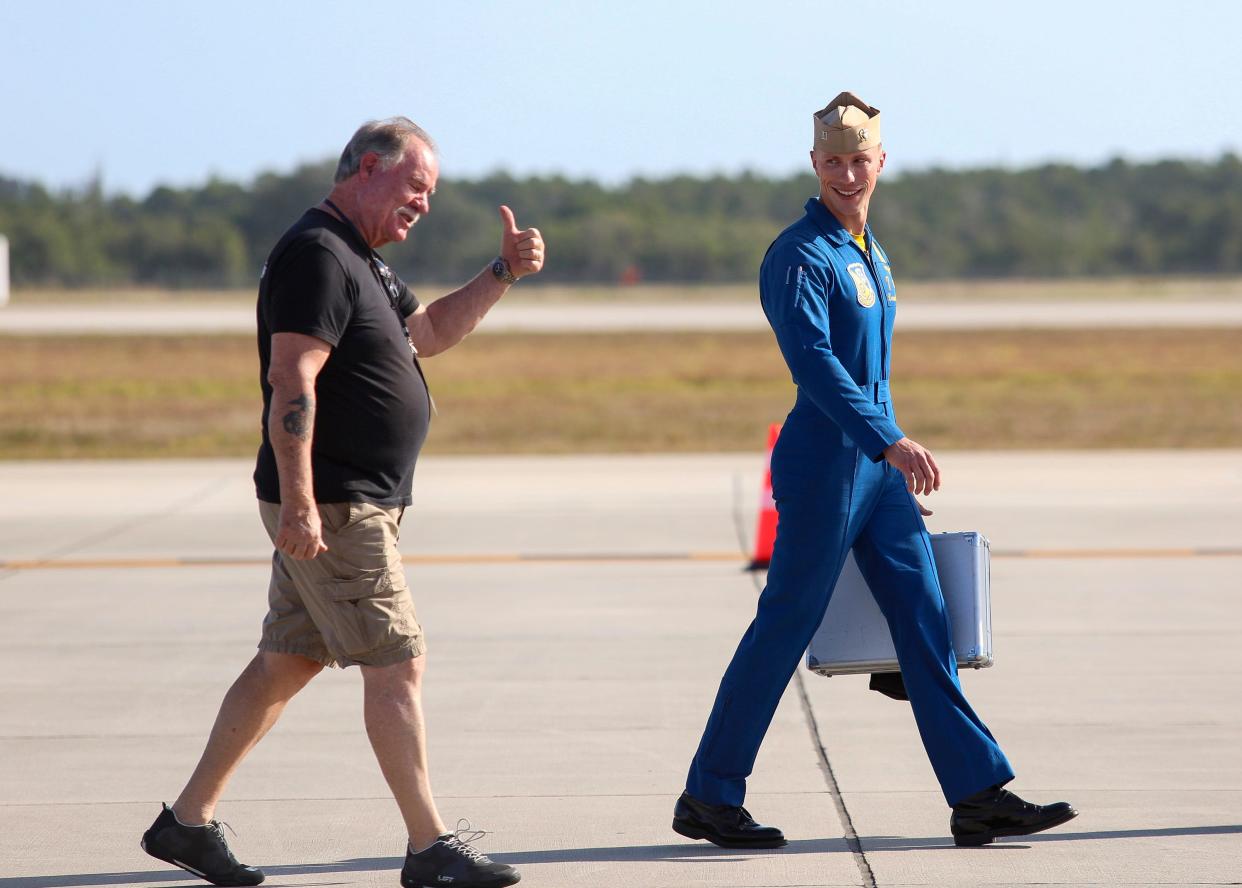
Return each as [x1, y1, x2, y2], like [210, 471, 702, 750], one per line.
[813, 91, 882, 152]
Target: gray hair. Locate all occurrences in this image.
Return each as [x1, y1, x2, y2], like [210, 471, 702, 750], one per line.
[334, 117, 437, 183]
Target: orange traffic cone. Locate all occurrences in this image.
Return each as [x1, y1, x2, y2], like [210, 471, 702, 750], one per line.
[747, 423, 781, 570]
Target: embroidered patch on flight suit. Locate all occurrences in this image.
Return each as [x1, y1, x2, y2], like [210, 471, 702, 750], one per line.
[846, 263, 876, 308]
[878, 264, 896, 302]
[870, 244, 897, 303]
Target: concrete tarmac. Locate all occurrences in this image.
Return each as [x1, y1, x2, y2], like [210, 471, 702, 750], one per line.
[1, 452, 1240, 887]
[4, 299, 1242, 334]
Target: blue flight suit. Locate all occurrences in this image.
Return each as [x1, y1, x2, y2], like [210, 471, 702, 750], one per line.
[685, 197, 1014, 808]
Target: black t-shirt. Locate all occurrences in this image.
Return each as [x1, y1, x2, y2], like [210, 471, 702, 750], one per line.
[253, 208, 431, 506]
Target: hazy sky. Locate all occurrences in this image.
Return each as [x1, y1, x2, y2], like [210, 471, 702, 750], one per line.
[3, 0, 1239, 196]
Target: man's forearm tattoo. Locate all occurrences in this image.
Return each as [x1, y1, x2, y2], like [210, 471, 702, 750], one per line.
[281, 394, 314, 441]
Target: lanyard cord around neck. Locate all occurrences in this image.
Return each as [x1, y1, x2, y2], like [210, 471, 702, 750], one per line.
[322, 198, 371, 255]
[321, 198, 401, 315]
[318, 198, 434, 410]
[319, 198, 422, 360]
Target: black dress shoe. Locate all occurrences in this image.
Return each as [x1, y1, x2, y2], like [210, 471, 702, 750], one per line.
[672, 791, 787, 849]
[869, 671, 909, 701]
[951, 786, 1078, 846]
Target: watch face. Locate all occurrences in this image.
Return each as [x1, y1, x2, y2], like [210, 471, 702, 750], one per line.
[492, 258, 514, 282]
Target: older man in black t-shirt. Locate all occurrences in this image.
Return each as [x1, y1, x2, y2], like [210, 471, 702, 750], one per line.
[141, 118, 543, 888]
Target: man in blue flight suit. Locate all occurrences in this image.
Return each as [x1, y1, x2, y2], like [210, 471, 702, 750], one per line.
[672, 92, 1078, 848]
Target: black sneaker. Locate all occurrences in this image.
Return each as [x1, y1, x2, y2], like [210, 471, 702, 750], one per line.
[400, 822, 520, 888]
[140, 803, 264, 886]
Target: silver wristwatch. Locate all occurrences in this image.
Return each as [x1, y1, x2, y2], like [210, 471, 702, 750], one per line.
[491, 257, 518, 285]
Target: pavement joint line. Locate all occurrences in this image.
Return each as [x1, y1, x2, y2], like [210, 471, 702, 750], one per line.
[1, 547, 1240, 571]
[0, 552, 741, 570]
[737, 503, 877, 888]
[795, 667, 878, 888]
[0, 473, 233, 583]
[999, 547, 1242, 559]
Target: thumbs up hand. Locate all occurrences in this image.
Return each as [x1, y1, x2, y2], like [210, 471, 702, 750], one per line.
[498, 205, 545, 280]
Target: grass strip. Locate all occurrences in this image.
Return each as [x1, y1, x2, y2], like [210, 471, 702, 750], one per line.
[1, 329, 1239, 459]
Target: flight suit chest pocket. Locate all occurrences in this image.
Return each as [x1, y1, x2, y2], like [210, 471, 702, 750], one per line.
[875, 260, 896, 304]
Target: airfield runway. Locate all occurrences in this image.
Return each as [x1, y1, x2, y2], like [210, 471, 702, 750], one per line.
[1, 451, 1240, 887]
[3, 299, 1242, 334]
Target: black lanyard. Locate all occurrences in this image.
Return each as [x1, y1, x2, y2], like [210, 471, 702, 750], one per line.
[321, 199, 435, 413]
[322, 199, 417, 356]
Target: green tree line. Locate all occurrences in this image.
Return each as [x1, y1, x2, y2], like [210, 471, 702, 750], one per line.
[2, 154, 1240, 287]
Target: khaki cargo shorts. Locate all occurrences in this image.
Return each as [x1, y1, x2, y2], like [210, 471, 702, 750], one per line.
[257, 501, 425, 668]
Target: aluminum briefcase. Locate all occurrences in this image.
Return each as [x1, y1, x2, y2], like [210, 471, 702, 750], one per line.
[806, 531, 993, 676]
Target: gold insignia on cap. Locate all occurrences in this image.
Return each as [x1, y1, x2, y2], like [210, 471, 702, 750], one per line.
[814, 91, 882, 153]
